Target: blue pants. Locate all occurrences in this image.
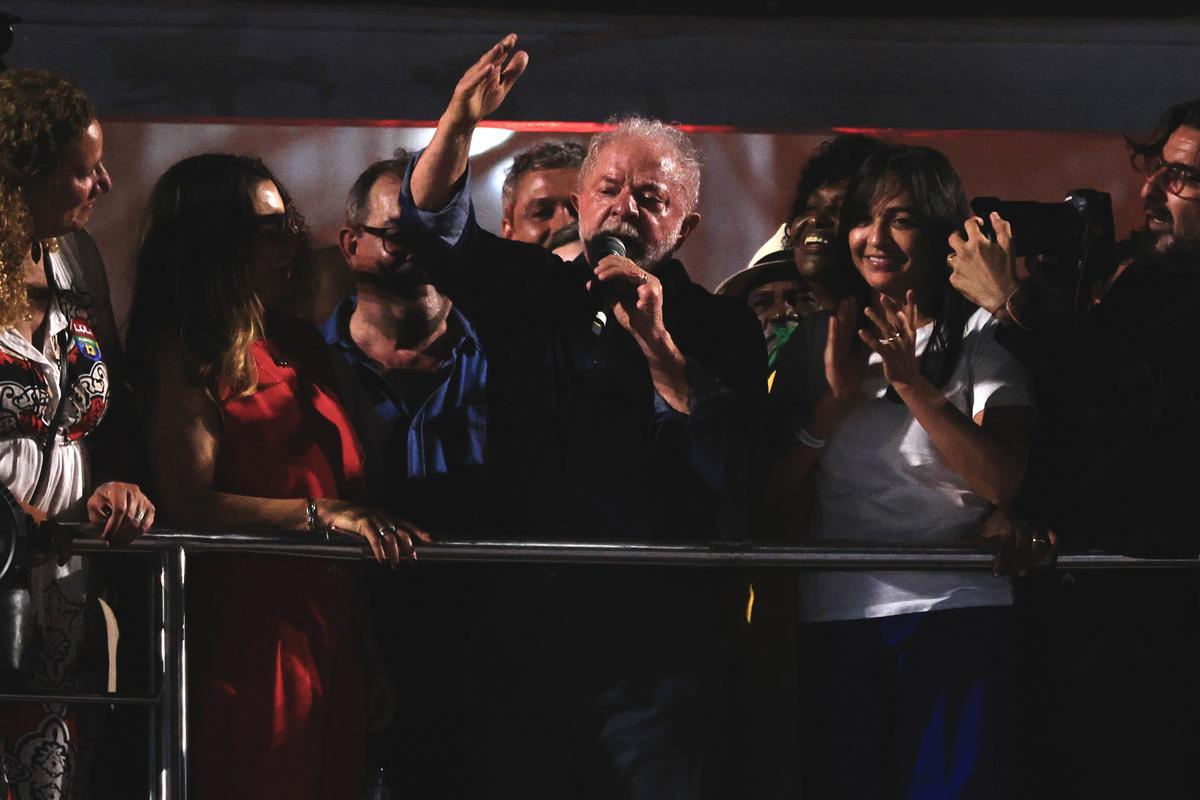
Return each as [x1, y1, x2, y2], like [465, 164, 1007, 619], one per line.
[797, 606, 1018, 800]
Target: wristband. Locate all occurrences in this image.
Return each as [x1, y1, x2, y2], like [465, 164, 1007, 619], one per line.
[792, 424, 827, 450]
[1004, 287, 1034, 331]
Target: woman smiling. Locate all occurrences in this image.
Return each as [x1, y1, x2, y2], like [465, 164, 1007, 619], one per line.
[769, 145, 1034, 798]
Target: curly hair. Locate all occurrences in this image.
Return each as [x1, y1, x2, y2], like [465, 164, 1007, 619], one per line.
[0, 69, 94, 327]
[1126, 99, 1200, 168]
[126, 154, 309, 404]
[787, 133, 887, 226]
[0, 165, 32, 327]
[0, 68, 95, 190]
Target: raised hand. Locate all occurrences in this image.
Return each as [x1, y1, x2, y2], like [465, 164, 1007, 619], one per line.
[444, 33, 529, 129]
[948, 212, 1019, 313]
[414, 34, 530, 212]
[860, 290, 922, 390]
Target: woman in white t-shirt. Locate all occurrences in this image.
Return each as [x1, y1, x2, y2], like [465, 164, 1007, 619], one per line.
[769, 145, 1034, 798]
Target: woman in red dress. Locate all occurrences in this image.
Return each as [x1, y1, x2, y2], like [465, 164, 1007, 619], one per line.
[126, 154, 420, 799]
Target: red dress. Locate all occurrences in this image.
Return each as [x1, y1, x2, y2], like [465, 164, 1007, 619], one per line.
[188, 329, 367, 800]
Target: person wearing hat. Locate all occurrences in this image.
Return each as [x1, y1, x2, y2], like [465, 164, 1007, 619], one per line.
[716, 248, 817, 380]
[731, 136, 887, 375]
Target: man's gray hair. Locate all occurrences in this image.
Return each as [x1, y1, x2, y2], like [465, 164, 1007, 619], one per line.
[345, 148, 413, 225]
[580, 116, 702, 214]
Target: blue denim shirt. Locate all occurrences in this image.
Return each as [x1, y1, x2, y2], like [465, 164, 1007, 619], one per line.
[321, 296, 488, 522]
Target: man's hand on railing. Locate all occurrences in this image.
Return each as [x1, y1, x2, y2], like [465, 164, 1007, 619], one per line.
[978, 504, 1057, 576]
[315, 500, 431, 569]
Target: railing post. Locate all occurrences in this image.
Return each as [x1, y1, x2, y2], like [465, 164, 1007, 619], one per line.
[160, 544, 188, 799]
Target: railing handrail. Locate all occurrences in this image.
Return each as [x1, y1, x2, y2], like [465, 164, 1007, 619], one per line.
[59, 525, 1200, 570]
[10, 525, 1198, 800]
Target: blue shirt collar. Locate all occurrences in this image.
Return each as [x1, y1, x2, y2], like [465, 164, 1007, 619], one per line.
[321, 294, 480, 364]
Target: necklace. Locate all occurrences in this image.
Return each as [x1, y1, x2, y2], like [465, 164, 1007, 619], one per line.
[24, 239, 60, 324]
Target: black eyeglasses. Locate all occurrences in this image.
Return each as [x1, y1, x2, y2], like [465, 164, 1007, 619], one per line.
[253, 212, 302, 241]
[1135, 154, 1200, 199]
[355, 224, 411, 255]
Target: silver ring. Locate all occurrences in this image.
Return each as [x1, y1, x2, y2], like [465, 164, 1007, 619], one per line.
[881, 334, 901, 345]
[1031, 536, 1049, 548]
[133, 508, 147, 522]
[638, 272, 648, 285]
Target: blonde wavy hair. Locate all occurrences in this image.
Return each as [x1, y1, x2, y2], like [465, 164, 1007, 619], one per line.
[0, 165, 31, 327]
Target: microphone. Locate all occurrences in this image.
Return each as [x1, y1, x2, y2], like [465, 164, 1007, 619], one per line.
[586, 234, 627, 336]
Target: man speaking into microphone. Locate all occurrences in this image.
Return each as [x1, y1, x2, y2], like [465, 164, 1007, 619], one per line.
[398, 34, 765, 799]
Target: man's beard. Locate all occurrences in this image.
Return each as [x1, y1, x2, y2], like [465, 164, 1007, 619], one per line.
[1166, 228, 1200, 260]
[597, 221, 681, 270]
[1142, 224, 1200, 261]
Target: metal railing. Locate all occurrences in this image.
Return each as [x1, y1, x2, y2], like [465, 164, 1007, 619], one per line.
[4, 526, 1198, 798]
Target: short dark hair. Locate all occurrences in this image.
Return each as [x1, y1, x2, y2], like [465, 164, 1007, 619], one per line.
[1126, 99, 1200, 168]
[502, 139, 585, 215]
[345, 149, 413, 226]
[788, 133, 887, 224]
[0, 68, 96, 189]
[836, 144, 974, 392]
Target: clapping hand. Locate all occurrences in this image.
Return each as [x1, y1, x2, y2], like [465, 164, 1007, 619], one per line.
[823, 297, 868, 402]
[860, 291, 922, 390]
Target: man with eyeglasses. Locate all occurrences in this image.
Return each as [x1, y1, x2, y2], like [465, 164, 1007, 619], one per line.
[948, 99, 1200, 553]
[324, 153, 487, 517]
[948, 101, 1200, 796]
[319, 154, 488, 797]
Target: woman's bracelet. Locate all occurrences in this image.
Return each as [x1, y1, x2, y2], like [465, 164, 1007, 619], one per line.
[791, 423, 827, 450]
[1003, 286, 1034, 331]
[305, 498, 329, 541]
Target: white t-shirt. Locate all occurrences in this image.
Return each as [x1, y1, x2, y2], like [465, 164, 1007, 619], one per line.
[799, 307, 1032, 623]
